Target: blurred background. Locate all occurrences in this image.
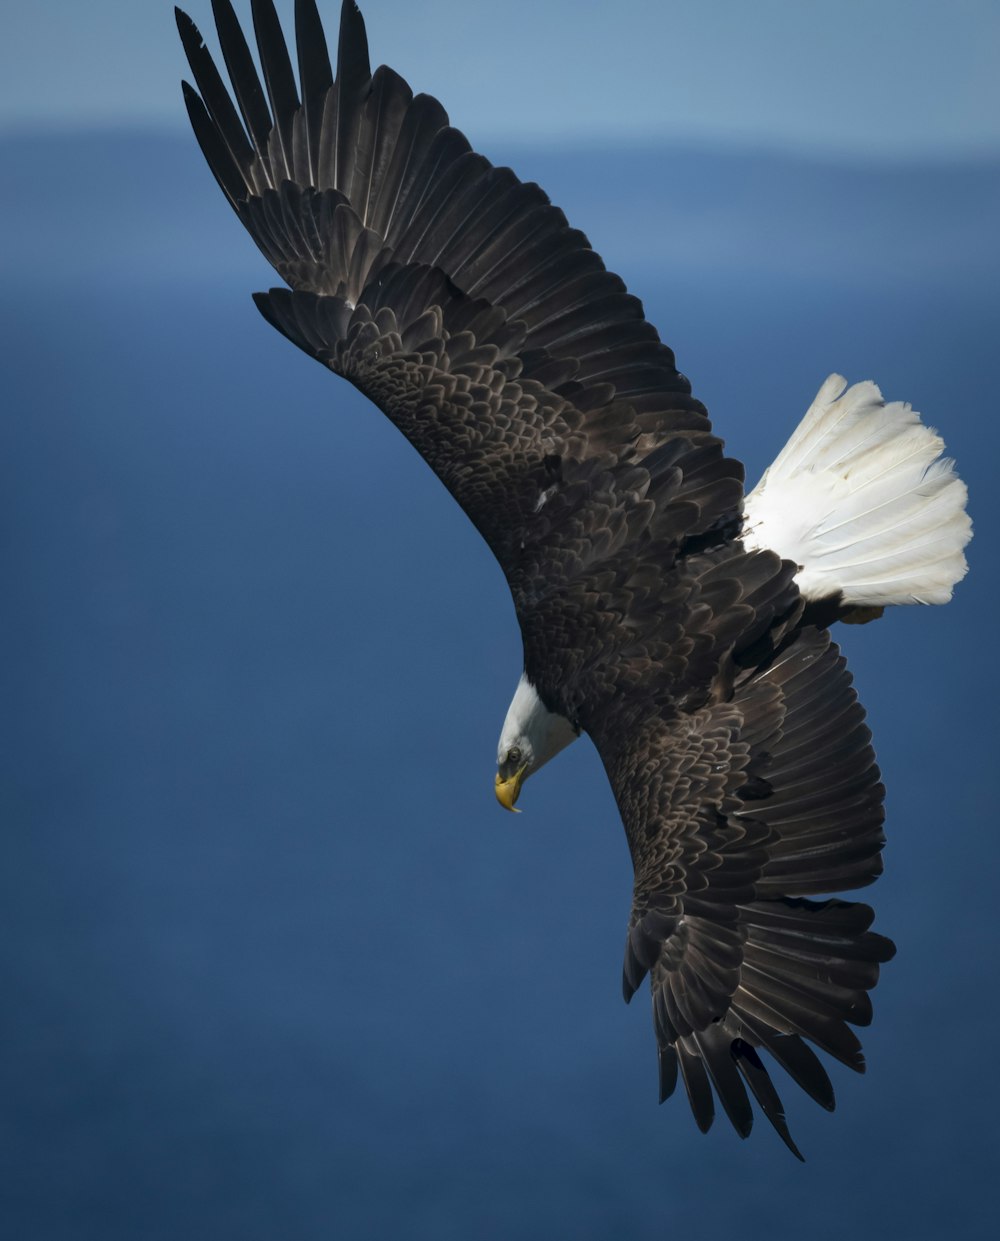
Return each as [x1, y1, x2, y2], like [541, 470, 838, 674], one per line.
[2, 2, 998, 1239]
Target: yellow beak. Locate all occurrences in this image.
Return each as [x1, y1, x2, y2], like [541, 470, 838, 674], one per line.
[494, 766, 527, 813]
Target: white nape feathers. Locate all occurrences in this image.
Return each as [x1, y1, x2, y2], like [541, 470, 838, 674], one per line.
[497, 673, 578, 776]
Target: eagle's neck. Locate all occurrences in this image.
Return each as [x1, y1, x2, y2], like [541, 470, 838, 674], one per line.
[499, 673, 579, 775]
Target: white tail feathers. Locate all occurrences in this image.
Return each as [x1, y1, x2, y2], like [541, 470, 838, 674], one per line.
[743, 374, 971, 608]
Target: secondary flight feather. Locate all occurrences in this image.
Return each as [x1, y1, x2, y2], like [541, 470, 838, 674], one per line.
[177, 0, 971, 1157]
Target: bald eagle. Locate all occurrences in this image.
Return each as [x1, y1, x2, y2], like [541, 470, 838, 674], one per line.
[177, 0, 971, 1157]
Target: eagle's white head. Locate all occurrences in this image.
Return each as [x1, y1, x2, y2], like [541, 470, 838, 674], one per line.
[495, 673, 579, 811]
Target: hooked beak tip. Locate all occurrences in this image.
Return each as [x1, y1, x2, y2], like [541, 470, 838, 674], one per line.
[494, 767, 526, 813]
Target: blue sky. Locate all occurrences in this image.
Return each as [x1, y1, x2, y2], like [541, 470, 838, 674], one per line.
[4, 0, 1000, 157]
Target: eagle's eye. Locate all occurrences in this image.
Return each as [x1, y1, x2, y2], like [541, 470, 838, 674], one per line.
[507, 746, 522, 766]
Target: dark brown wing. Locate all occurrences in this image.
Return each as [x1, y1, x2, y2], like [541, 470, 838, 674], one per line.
[178, 1, 896, 1158]
[176, 0, 744, 604]
[589, 623, 893, 1158]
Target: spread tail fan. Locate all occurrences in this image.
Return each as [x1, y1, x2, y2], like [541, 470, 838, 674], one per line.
[743, 374, 971, 609]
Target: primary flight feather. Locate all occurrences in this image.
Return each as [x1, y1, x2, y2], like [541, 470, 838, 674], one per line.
[177, 0, 971, 1158]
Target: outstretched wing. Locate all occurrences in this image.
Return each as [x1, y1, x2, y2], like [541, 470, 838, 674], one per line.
[176, 0, 744, 603]
[589, 623, 893, 1157]
[178, 1, 897, 1157]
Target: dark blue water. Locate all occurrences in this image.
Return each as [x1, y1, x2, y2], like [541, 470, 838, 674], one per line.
[1, 134, 996, 1239]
